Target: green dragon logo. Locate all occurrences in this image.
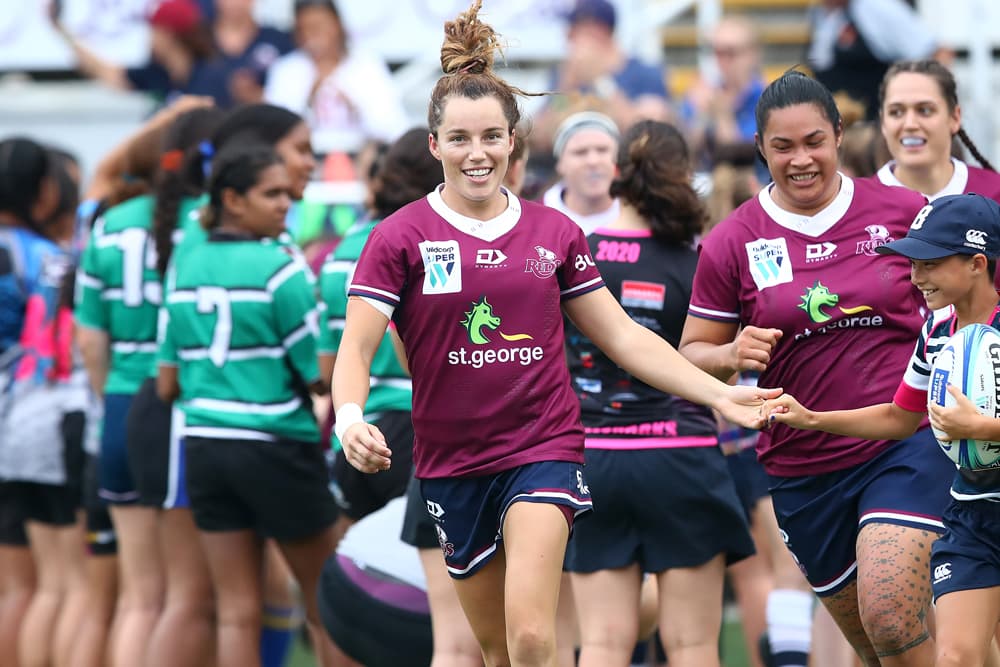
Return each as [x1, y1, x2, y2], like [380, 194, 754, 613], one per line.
[798, 281, 872, 324]
[460, 296, 533, 345]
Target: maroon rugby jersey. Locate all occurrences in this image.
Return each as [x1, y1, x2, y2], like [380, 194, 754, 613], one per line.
[349, 187, 604, 478]
[875, 158, 1000, 203]
[690, 176, 928, 476]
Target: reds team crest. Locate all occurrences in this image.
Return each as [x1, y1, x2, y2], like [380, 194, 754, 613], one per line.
[525, 245, 561, 279]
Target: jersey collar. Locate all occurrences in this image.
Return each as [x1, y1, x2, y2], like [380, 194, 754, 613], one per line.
[876, 158, 968, 201]
[758, 172, 854, 238]
[427, 185, 522, 242]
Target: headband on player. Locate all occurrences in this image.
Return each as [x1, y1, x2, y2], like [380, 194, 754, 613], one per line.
[876, 193, 1000, 260]
[552, 111, 620, 159]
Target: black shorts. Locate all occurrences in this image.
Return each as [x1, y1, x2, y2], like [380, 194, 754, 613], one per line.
[186, 436, 338, 541]
[319, 553, 432, 667]
[331, 410, 414, 520]
[0, 481, 28, 546]
[62, 409, 87, 504]
[83, 453, 117, 556]
[565, 446, 755, 574]
[125, 378, 173, 508]
[0, 481, 78, 528]
[399, 475, 439, 550]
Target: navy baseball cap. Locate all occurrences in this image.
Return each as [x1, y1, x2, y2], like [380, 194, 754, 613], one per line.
[566, 0, 616, 31]
[876, 193, 1000, 260]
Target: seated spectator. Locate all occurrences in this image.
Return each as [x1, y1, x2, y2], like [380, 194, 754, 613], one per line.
[50, 0, 219, 106]
[265, 0, 408, 150]
[541, 111, 620, 235]
[807, 0, 944, 119]
[681, 15, 765, 168]
[211, 0, 293, 106]
[531, 0, 671, 155]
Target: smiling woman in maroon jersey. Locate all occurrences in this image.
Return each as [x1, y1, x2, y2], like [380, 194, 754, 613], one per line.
[331, 2, 779, 666]
[680, 70, 951, 666]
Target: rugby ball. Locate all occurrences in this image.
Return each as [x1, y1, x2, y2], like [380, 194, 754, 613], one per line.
[927, 323, 1000, 469]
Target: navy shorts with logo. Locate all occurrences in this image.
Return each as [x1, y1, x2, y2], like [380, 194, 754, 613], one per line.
[931, 498, 1000, 601]
[98, 393, 138, 505]
[420, 460, 592, 579]
[565, 446, 754, 574]
[768, 428, 951, 597]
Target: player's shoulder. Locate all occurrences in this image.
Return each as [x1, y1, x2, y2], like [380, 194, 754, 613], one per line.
[852, 176, 926, 212]
[98, 194, 156, 232]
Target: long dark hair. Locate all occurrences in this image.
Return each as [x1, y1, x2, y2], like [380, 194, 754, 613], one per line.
[0, 138, 52, 234]
[370, 128, 442, 219]
[755, 70, 842, 165]
[610, 121, 705, 245]
[202, 144, 284, 230]
[151, 107, 226, 276]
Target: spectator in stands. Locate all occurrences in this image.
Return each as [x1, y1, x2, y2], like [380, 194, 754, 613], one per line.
[541, 111, 621, 235]
[531, 0, 671, 155]
[265, 0, 408, 150]
[51, 0, 218, 106]
[210, 0, 293, 106]
[807, 0, 943, 120]
[682, 15, 766, 170]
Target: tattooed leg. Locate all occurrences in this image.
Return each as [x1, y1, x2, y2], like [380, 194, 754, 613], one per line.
[856, 523, 936, 666]
[818, 580, 880, 667]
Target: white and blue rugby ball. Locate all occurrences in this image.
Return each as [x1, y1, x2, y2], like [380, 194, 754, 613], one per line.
[928, 323, 1000, 469]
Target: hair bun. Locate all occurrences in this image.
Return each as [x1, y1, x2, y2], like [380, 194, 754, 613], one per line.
[440, 0, 501, 75]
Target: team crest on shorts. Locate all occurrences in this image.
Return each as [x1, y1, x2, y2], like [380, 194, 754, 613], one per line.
[419, 240, 462, 294]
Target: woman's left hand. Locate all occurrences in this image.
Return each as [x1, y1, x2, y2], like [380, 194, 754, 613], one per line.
[716, 385, 783, 430]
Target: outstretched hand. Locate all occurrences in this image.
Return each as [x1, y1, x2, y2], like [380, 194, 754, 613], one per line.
[762, 394, 814, 430]
[717, 385, 783, 430]
[341, 422, 392, 474]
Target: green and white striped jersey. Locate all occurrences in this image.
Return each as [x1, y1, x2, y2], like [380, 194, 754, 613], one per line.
[75, 195, 171, 395]
[160, 232, 322, 443]
[319, 219, 412, 425]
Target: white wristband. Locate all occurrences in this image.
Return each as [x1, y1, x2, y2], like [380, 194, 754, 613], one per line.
[334, 403, 365, 443]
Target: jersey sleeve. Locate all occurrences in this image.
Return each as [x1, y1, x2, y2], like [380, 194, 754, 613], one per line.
[270, 260, 321, 384]
[74, 227, 108, 331]
[318, 250, 352, 355]
[688, 234, 741, 324]
[157, 306, 178, 368]
[892, 316, 935, 412]
[347, 226, 406, 313]
[558, 225, 604, 301]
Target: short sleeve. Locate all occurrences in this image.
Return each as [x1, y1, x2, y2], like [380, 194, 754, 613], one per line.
[347, 227, 407, 311]
[318, 251, 351, 354]
[557, 224, 604, 301]
[893, 317, 935, 412]
[270, 260, 321, 383]
[158, 307, 178, 367]
[688, 235, 742, 324]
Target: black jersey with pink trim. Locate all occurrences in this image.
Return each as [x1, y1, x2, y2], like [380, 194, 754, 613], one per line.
[349, 188, 604, 478]
[690, 176, 928, 476]
[565, 228, 716, 449]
